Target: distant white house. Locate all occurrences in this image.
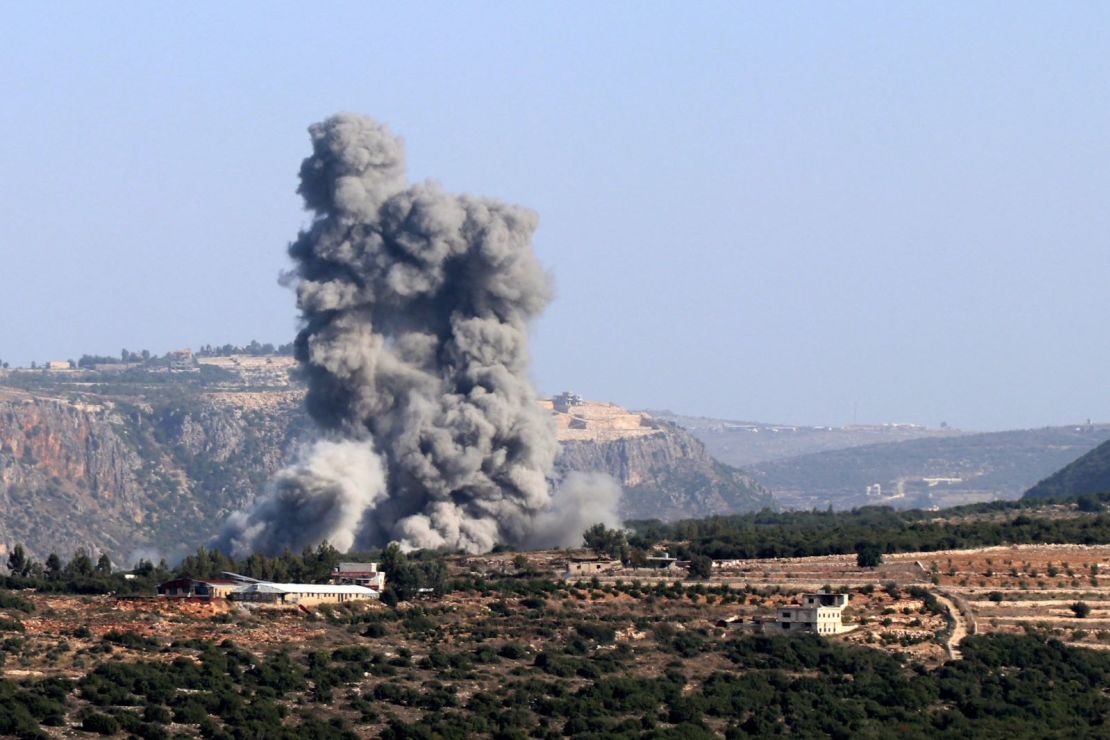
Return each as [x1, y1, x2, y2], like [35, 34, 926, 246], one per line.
[762, 591, 851, 635]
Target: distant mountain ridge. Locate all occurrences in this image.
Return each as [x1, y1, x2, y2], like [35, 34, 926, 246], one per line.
[655, 410, 1110, 511]
[1024, 439, 1110, 501]
[645, 410, 963, 466]
[747, 425, 1110, 510]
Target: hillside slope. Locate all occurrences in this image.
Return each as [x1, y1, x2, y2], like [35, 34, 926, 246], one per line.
[748, 425, 1110, 510]
[1023, 439, 1110, 501]
[0, 369, 768, 563]
[649, 411, 963, 466]
[0, 381, 314, 565]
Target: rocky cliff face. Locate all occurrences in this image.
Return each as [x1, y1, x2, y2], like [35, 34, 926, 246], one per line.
[0, 389, 148, 563]
[557, 422, 773, 521]
[0, 381, 314, 565]
[0, 371, 769, 564]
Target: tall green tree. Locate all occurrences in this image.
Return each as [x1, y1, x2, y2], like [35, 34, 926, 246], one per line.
[583, 523, 627, 559]
[855, 543, 883, 569]
[68, 548, 95, 578]
[44, 553, 62, 580]
[688, 554, 713, 579]
[95, 553, 112, 576]
[6, 544, 30, 577]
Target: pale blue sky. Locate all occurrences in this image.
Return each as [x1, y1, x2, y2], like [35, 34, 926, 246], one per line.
[2, 3, 1108, 430]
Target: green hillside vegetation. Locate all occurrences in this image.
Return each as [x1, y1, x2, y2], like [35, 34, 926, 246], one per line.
[5, 493, 1110, 736]
[1024, 439, 1110, 501]
[2, 597, 1108, 738]
[629, 493, 1110, 561]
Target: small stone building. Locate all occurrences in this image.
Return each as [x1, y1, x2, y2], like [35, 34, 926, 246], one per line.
[157, 578, 244, 599]
[564, 559, 622, 578]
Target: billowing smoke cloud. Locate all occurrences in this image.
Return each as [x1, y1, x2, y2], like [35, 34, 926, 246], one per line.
[215, 114, 620, 556]
[219, 440, 387, 555]
[527, 472, 623, 549]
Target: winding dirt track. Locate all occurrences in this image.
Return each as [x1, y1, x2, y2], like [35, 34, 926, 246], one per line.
[931, 591, 967, 660]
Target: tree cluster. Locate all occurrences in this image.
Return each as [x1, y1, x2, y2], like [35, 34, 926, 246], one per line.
[195, 341, 294, 357]
[4, 545, 140, 595]
[627, 495, 1110, 561]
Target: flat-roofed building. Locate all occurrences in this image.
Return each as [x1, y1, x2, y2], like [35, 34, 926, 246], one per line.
[157, 578, 245, 599]
[230, 582, 379, 606]
[564, 559, 622, 578]
[761, 592, 850, 635]
[330, 562, 385, 591]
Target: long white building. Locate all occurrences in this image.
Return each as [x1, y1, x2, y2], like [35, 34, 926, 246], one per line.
[231, 581, 379, 606]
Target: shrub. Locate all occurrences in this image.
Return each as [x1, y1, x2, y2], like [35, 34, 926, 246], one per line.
[0, 592, 34, 613]
[574, 623, 616, 644]
[362, 622, 387, 638]
[498, 643, 527, 660]
[81, 712, 121, 735]
[0, 618, 25, 633]
[102, 630, 160, 651]
[144, 704, 172, 723]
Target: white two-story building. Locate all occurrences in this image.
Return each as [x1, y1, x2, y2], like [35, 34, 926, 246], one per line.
[763, 591, 850, 635]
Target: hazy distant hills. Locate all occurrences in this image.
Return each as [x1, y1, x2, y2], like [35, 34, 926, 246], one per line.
[657, 411, 1110, 511]
[1024, 438, 1110, 501]
[645, 411, 964, 467]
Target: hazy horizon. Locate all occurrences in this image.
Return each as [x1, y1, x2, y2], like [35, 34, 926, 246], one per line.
[3, 3, 1109, 431]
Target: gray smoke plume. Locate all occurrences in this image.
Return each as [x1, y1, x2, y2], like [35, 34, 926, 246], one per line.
[527, 472, 623, 549]
[215, 114, 620, 556]
[219, 440, 387, 555]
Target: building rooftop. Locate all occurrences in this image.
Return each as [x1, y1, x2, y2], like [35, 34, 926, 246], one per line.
[335, 562, 379, 572]
[160, 577, 241, 587]
[237, 582, 378, 596]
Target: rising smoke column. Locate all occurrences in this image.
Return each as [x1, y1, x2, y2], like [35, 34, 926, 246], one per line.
[215, 114, 616, 556]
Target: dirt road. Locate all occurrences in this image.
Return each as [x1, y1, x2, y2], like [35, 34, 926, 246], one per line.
[932, 591, 967, 660]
